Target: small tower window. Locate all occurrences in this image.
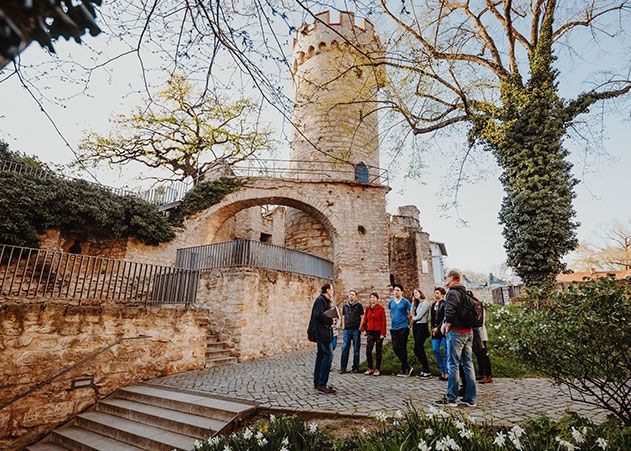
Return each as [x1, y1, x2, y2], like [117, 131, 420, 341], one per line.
[355, 162, 369, 183]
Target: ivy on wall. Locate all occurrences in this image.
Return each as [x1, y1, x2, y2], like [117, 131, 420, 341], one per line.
[0, 143, 243, 248]
[170, 177, 244, 226]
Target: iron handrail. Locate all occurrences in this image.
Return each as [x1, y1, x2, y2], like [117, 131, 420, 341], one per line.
[176, 239, 334, 280]
[0, 335, 151, 411]
[0, 244, 198, 305]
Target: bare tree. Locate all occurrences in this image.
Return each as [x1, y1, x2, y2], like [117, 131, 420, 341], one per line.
[571, 220, 631, 271]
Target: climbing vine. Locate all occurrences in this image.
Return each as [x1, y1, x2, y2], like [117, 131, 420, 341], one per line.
[469, 17, 578, 289]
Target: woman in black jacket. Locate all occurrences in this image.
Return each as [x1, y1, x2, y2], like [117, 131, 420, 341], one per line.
[430, 287, 448, 380]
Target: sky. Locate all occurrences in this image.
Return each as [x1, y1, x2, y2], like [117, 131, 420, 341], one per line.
[1, 5, 630, 277]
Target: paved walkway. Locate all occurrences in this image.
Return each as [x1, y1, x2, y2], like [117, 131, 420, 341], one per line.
[151, 349, 607, 424]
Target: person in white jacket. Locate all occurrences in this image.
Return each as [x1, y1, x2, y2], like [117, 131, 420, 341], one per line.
[411, 289, 432, 378]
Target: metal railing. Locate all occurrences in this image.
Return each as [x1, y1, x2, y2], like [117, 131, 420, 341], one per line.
[0, 244, 198, 305]
[0, 159, 190, 206]
[175, 240, 334, 280]
[231, 158, 389, 185]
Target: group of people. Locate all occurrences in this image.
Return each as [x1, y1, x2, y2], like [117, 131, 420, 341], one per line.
[307, 270, 493, 408]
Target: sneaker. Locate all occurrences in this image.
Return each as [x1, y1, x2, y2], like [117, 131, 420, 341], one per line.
[326, 386, 337, 393]
[435, 397, 458, 407]
[351, 369, 359, 374]
[396, 370, 406, 377]
[372, 369, 380, 376]
[338, 370, 348, 375]
[405, 366, 414, 377]
[315, 386, 330, 394]
[459, 400, 477, 407]
[480, 376, 493, 384]
[418, 372, 432, 378]
[364, 369, 374, 375]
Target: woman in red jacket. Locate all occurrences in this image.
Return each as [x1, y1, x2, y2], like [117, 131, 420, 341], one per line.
[361, 292, 387, 376]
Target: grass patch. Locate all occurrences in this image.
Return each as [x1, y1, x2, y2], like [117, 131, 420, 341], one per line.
[359, 306, 540, 378]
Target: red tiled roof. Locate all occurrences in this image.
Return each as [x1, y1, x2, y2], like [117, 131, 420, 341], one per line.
[556, 269, 631, 283]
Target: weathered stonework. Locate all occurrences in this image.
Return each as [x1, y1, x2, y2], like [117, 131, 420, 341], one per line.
[389, 206, 436, 298]
[195, 267, 327, 361]
[0, 303, 207, 450]
[284, 208, 333, 260]
[117, 177, 392, 299]
[290, 10, 385, 176]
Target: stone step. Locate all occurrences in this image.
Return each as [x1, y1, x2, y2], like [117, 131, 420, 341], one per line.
[74, 411, 197, 451]
[97, 398, 224, 438]
[115, 385, 252, 422]
[205, 356, 238, 368]
[206, 334, 219, 342]
[206, 340, 231, 350]
[205, 349, 232, 359]
[49, 425, 144, 451]
[26, 443, 68, 451]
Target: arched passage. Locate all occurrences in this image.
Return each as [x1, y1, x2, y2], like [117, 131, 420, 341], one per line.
[189, 192, 339, 265]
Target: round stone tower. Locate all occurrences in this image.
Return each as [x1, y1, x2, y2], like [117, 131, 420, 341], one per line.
[284, 11, 386, 261]
[290, 10, 385, 181]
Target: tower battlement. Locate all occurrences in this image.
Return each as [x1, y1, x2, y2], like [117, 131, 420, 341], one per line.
[291, 10, 384, 72]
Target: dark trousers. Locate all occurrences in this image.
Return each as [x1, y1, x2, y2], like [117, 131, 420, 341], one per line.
[313, 340, 333, 388]
[413, 322, 431, 373]
[474, 340, 492, 376]
[365, 330, 383, 370]
[391, 328, 410, 372]
[340, 329, 361, 371]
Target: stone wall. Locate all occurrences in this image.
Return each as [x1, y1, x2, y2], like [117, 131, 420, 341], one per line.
[0, 303, 207, 450]
[284, 208, 334, 260]
[38, 229, 129, 259]
[195, 267, 327, 361]
[389, 206, 436, 299]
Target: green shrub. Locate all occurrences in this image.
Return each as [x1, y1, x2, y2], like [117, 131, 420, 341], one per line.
[497, 277, 631, 425]
[0, 161, 175, 247]
[0, 143, 242, 248]
[170, 177, 243, 225]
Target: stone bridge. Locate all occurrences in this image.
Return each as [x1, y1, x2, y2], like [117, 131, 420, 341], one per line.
[125, 176, 391, 297]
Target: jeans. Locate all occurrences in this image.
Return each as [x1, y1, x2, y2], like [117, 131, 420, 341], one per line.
[446, 330, 476, 403]
[432, 336, 448, 373]
[390, 328, 410, 372]
[413, 322, 431, 373]
[340, 329, 361, 372]
[331, 335, 338, 350]
[474, 340, 492, 377]
[365, 330, 383, 370]
[313, 340, 334, 388]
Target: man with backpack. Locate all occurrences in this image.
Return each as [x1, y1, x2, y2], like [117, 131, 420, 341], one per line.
[435, 270, 478, 407]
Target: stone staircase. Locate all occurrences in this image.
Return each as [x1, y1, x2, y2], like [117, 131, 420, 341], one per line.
[205, 332, 237, 368]
[27, 384, 257, 451]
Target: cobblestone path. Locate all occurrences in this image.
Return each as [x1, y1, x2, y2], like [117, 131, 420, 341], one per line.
[151, 349, 607, 424]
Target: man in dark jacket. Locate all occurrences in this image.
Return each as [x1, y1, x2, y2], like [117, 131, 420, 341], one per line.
[308, 283, 336, 394]
[436, 270, 477, 407]
[339, 290, 364, 374]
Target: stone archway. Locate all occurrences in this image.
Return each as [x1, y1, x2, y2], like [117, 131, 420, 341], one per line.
[126, 177, 391, 297]
[191, 193, 339, 259]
